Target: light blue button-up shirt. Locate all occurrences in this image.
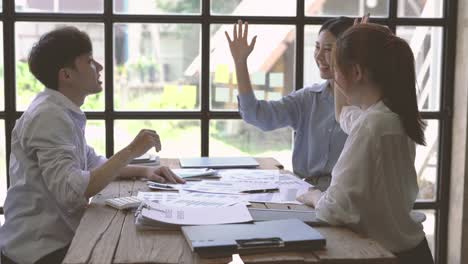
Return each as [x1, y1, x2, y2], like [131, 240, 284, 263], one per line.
[238, 81, 347, 178]
[0, 88, 106, 264]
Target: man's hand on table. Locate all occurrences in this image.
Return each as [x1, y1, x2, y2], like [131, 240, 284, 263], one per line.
[144, 166, 185, 184]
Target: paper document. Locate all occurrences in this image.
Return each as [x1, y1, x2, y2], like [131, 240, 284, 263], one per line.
[137, 192, 180, 203]
[165, 192, 244, 208]
[184, 180, 279, 195]
[247, 174, 312, 204]
[141, 201, 252, 226]
[218, 169, 281, 182]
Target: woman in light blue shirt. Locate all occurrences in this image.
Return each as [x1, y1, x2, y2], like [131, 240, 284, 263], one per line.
[225, 17, 353, 190]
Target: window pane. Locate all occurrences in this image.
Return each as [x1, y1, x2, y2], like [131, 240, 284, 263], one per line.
[114, 23, 200, 111]
[16, 0, 103, 13]
[397, 26, 443, 111]
[114, 0, 200, 15]
[211, 0, 296, 16]
[415, 209, 436, 259]
[0, 121, 6, 207]
[85, 120, 106, 157]
[304, 25, 323, 86]
[416, 120, 438, 201]
[0, 23, 3, 111]
[209, 120, 293, 171]
[305, 0, 388, 17]
[15, 22, 105, 111]
[398, 0, 443, 18]
[114, 120, 201, 158]
[210, 24, 295, 111]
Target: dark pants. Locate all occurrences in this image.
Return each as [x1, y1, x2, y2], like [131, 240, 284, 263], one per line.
[395, 238, 434, 264]
[1, 245, 69, 264]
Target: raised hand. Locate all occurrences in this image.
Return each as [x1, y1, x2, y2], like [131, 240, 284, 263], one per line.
[225, 20, 257, 64]
[354, 13, 370, 25]
[127, 129, 162, 158]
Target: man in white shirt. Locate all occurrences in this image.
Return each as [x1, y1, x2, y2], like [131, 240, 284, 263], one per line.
[0, 26, 185, 264]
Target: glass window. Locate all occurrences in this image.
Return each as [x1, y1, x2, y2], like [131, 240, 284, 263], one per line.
[114, 0, 200, 15]
[210, 24, 296, 111]
[15, 0, 103, 13]
[114, 120, 201, 158]
[398, 0, 443, 18]
[397, 26, 443, 111]
[15, 22, 105, 111]
[209, 120, 293, 171]
[416, 209, 436, 259]
[416, 120, 439, 201]
[85, 120, 106, 157]
[304, 25, 323, 86]
[211, 0, 296, 16]
[305, 0, 388, 17]
[114, 23, 201, 111]
[0, 121, 6, 207]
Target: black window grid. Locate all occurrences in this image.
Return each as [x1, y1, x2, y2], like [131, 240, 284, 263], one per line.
[0, 0, 457, 263]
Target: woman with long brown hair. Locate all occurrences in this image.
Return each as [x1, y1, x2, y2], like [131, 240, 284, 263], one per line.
[297, 22, 433, 263]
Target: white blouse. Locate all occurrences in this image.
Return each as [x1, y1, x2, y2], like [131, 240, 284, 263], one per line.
[315, 101, 425, 253]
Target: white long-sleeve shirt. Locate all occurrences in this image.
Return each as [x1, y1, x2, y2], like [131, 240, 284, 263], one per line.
[0, 88, 107, 264]
[315, 101, 425, 253]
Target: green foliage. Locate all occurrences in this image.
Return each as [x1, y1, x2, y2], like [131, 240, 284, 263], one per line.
[154, 0, 199, 14]
[16, 61, 42, 94]
[153, 0, 241, 14]
[14, 61, 289, 157]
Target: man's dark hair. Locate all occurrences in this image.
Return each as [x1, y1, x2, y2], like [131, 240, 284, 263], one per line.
[28, 26, 92, 90]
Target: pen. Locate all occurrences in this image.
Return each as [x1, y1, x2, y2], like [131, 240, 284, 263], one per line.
[147, 181, 175, 189]
[241, 188, 279, 194]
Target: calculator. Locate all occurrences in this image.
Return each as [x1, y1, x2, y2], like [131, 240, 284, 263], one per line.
[105, 196, 142, 210]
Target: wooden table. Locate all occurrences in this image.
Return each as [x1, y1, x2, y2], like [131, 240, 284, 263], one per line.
[63, 158, 397, 264]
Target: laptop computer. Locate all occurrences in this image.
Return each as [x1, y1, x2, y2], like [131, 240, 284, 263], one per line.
[179, 157, 259, 169]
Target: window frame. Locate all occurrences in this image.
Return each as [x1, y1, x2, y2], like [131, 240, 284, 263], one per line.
[0, 1, 457, 263]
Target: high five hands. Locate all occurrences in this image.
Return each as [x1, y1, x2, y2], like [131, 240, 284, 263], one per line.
[225, 20, 257, 64]
[354, 13, 370, 25]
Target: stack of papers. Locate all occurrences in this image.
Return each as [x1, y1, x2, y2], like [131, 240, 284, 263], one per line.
[141, 170, 312, 206]
[137, 191, 246, 208]
[135, 201, 252, 230]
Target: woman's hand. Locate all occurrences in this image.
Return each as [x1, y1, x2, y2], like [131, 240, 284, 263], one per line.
[225, 20, 257, 64]
[144, 166, 185, 184]
[296, 188, 324, 208]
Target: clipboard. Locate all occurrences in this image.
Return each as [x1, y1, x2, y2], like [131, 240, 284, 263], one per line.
[181, 219, 326, 258]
